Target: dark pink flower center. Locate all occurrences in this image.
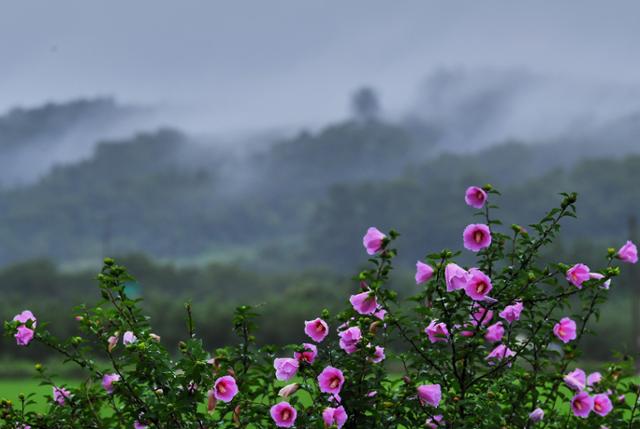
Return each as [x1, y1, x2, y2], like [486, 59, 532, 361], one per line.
[330, 378, 340, 388]
[476, 282, 487, 294]
[474, 231, 484, 243]
[282, 410, 291, 421]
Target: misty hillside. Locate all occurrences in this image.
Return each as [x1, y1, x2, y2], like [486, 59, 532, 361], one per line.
[0, 98, 152, 186]
[0, 95, 639, 270]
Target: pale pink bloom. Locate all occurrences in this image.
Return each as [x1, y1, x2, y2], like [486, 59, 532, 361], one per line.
[566, 264, 591, 288]
[322, 406, 348, 429]
[278, 383, 299, 398]
[350, 291, 378, 315]
[304, 318, 329, 343]
[486, 344, 515, 365]
[15, 326, 34, 346]
[294, 343, 318, 364]
[571, 391, 593, 418]
[417, 384, 441, 407]
[274, 358, 299, 381]
[363, 227, 386, 255]
[108, 333, 119, 352]
[370, 345, 385, 363]
[425, 320, 449, 343]
[470, 305, 494, 326]
[593, 394, 613, 417]
[101, 373, 121, 394]
[529, 407, 544, 422]
[499, 301, 523, 323]
[373, 308, 386, 321]
[553, 317, 577, 343]
[415, 261, 435, 284]
[463, 224, 492, 252]
[589, 272, 611, 290]
[270, 402, 297, 428]
[339, 326, 362, 354]
[426, 414, 444, 428]
[213, 375, 238, 402]
[465, 186, 487, 209]
[563, 368, 586, 391]
[122, 331, 137, 345]
[13, 310, 37, 328]
[445, 263, 469, 292]
[485, 322, 504, 343]
[367, 391, 378, 397]
[617, 240, 638, 264]
[458, 326, 475, 337]
[587, 372, 602, 386]
[134, 422, 148, 429]
[53, 386, 71, 405]
[318, 366, 345, 395]
[464, 269, 493, 301]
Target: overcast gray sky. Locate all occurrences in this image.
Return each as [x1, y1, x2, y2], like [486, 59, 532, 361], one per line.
[2, 1, 640, 133]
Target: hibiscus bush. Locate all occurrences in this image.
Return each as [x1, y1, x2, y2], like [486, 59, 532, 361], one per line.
[3, 186, 640, 428]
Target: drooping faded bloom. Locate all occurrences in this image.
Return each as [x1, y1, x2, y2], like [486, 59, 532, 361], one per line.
[587, 371, 602, 386]
[294, 343, 318, 364]
[571, 391, 593, 418]
[529, 407, 544, 423]
[499, 301, 523, 323]
[270, 402, 297, 428]
[617, 240, 638, 264]
[470, 305, 494, 326]
[553, 317, 577, 343]
[318, 366, 345, 395]
[108, 333, 119, 352]
[563, 368, 586, 391]
[338, 326, 362, 354]
[589, 272, 611, 290]
[425, 414, 444, 428]
[485, 322, 504, 343]
[15, 326, 35, 346]
[566, 264, 591, 288]
[415, 261, 434, 284]
[592, 394, 613, 417]
[322, 406, 348, 429]
[425, 320, 449, 343]
[101, 373, 121, 394]
[363, 227, 386, 255]
[486, 344, 515, 365]
[53, 386, 71, 405]
[463, 224, 492, 252]
[304, 318, 329, 343]
[464, 269, 493, 301]
[370, 345, 385, 363]
[274, 358, 299, 381]
[465, 186, 488, 209]
[349, 291, 378, 315]
[417, 384, 441, 407]
[122, 331, 137, 345]
[445, 263, 469, 292]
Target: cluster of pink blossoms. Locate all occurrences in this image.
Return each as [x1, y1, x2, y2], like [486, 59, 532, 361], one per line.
[563, 368, 614, 418]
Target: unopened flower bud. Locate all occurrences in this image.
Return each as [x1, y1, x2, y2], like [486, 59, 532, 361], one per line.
[149, 333, 161, 342]
[233, 405, 241, 425]
[278, 383, 299, 398]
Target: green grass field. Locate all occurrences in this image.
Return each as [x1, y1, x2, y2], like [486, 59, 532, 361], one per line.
[0, 378, 76, 412]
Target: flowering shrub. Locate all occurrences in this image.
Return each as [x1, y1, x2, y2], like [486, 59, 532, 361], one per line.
[2, 186, 640, 428]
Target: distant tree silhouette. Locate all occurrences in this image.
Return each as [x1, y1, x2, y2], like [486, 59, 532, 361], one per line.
[351, 86, 380, 122]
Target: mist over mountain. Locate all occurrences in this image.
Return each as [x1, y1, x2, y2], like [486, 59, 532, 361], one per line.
[408, 69, 640, 153]
[0, 98, 157, 186]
